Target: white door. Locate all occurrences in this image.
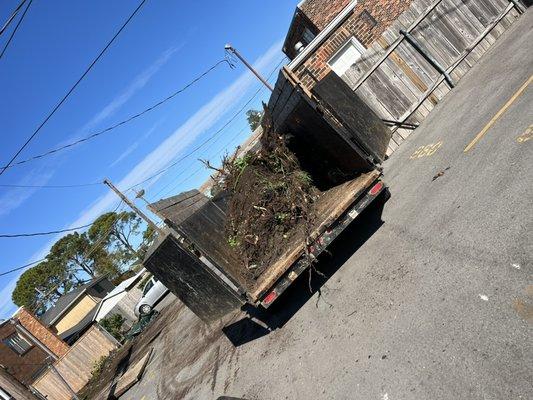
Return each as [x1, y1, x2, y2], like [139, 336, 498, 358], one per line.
[328, 37, 366, 77]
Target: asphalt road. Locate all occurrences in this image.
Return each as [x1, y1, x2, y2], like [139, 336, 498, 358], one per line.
[119, 9, 532, 400]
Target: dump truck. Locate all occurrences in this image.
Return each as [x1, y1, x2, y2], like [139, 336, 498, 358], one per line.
[143, 68, 392, 323]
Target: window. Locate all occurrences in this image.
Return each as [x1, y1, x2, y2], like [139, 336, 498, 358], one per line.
[301, 27, 315, 46]
[328, 37, 366, 77]
[3, 333, 32, 355]
[143, 279, 155, 295]
[93, 283, 105, 294]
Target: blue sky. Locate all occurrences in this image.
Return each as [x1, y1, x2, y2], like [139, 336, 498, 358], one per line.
[0, 0, 297, 319]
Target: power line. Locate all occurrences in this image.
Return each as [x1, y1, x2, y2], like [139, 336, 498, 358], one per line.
[0, 223, 93, 238]
[0, 0, 32, 60]
[1, 59, 233, 171]
[0, 200, 124, 277]
[0, 182, 102, 189]
[128, 56, 287, 191]
[0, 258, 45, 277]
[0, 0, 148, 176]
[0, 0, 27, 36]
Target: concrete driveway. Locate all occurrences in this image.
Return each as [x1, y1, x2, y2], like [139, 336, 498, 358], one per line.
[119, 8, 532, 400]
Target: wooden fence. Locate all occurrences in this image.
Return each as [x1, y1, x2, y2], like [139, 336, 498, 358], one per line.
[341, 0, 524, 154]
[32, 324, 118, 400]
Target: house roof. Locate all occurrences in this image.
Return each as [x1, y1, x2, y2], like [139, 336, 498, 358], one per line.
[300, 0, 352, 31]
[40, 276, 109, 326]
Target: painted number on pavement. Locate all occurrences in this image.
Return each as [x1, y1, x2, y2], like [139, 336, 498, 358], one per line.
[517, 125, 533, 143]
[409, 141, 443, 159]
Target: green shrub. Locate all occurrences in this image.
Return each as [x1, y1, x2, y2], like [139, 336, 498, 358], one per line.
[100, 314, 125, 341]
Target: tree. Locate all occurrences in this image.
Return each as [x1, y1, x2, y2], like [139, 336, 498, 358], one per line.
[13, 212, 145, 314]
[88, 211, 142, 266]
[137, 225, 156, 260]
[12, 260, 71, 314]
[246, 109, 263, 131]
[47, 232, 114, 277]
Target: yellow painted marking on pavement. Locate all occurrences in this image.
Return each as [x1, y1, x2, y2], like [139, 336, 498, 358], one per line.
[517, 124, 533, 143]
[464, 75, 533, 152]
[409, 141, 443, 159]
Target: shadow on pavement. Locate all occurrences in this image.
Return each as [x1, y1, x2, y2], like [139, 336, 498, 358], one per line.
[223, 191, 387, 347]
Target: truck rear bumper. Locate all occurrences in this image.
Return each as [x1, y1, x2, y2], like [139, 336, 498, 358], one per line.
[259, 179, 387, 308]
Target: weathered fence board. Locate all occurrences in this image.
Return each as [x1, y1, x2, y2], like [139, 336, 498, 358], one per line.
[340, 0, 521, 153]
[32, 325, 118, 400]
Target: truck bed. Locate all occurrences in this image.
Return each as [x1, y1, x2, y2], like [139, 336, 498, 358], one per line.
[248, 169, 380, 302]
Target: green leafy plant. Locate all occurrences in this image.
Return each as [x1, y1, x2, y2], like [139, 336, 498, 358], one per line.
[99, 314, 125, 341]
[90, 355, 109, 380]
[227, 236, 240, 248]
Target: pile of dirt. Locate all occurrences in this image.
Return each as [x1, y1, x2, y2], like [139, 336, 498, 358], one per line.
[214, 108, 319, 277]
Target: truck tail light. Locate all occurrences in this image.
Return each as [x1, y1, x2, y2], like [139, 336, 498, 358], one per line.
[369, 181, 383, 196]
[263, 291, 278, 305]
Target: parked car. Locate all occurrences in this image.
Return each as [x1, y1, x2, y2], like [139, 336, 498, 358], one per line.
[134, 276, 169, 316]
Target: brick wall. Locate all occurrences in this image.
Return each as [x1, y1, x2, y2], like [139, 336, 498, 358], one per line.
[294, 0, 414, 89]
[300, 0, 352, 31]
[0, 322, 48, 385]
[14, 308, 69, 358]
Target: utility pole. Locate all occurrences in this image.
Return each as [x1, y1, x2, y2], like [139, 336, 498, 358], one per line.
[103, 179, 165, 236]
[225, 44, 274, 92]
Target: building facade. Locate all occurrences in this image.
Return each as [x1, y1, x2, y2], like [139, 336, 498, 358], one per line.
[0, 308, 68, 387]
[283, 0, 414, 89]
[40, 276, 115, 343]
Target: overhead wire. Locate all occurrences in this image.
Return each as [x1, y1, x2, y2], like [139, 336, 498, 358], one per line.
[0, 0, 27, 36]
[153, 127, 246, 200]
[0, 0, 148, 176]
[0, 258, 45, 277]
[0, 181, 102, 189]
[1, 59, 233, 170]
[0, 223, 94, 238]
[0, 200, 124, 277]
[0, 0, 32, 60]
[0, 57, 285, 190]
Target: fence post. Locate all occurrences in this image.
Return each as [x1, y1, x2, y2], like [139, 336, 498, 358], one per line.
[399, 30, 455, 88]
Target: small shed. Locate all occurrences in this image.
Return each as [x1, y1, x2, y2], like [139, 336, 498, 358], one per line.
[93, 269, 147, 328]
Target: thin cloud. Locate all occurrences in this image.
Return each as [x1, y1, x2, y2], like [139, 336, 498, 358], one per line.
[81, 46, 182, 132]
[109, 120, 162, 168]
[0, 169, 55, 218]
[0, 274, 21, 319]
[0, 47, 181, 220]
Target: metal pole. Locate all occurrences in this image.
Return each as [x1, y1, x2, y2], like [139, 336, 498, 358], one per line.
[400, 30, 455, 88]
[103, 179, 165, 236]
[225, 44, 274, 91]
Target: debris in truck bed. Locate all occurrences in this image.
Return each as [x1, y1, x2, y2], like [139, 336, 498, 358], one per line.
[213, 107, 319, 277]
